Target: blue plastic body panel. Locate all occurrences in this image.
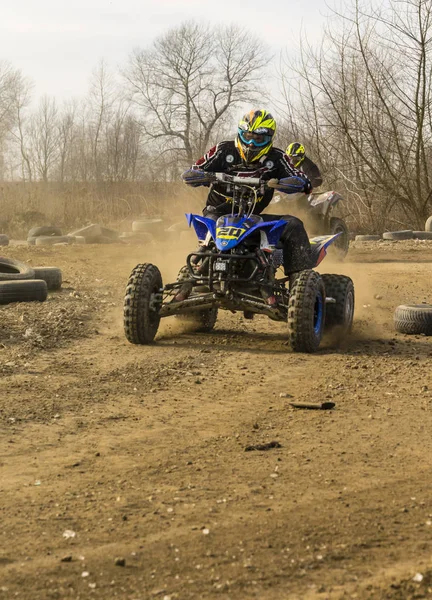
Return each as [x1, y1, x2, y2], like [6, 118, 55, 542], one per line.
[186, 213, 287, 251]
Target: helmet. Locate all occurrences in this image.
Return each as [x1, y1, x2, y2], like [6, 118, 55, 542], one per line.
[286, 142, 306, 167]
[236, 109, 276, 163]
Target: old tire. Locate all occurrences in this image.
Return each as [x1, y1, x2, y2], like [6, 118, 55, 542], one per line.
[329, 217, 349, 259]
[32, 267, 62, 291]
[322, 274, 355, 334]
[0, 234, 9, 246]
[124, 263, 162, 344]
[394, 304, 432, 335]
[35, 235, 73, 246]
[288, 270, 326, 353]
[413, 231, 432, 240]
[0, 279, 48, 305]
[425, 216, 432, 232]
[0, 258, 35, 281]
[28, 226, 62, 238]
[355, 234, 381, 242]
[383, 230, 414, 240]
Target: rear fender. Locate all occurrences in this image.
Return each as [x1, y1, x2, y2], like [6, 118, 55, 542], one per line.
[309, 192, 343, 218]
[310, 233, 342, 266]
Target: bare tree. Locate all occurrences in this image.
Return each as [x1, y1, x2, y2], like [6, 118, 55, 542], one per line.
[28, 95, 60, 182]
[279, 0, 432, 230]
[56, 100, 77, 182]
[8, 70, 33, 181]
[124, 21, 268, 165]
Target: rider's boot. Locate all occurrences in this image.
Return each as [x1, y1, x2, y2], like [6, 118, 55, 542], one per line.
[261, 287, 278, 307]
[172, 265, 193, 302]
[173, 282, 193, 302]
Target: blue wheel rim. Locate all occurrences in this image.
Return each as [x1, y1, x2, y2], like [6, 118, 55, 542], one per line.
[314, 290, 324, 335]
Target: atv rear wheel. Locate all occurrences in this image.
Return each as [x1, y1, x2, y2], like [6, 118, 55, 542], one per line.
[288, 270, 326, 353]
[174, 265, 218, 332]
[322, 274, 354, 335]
[179, 307, 218, 332]
[124, 263, 162, 344]
[329, 217, 349, 259]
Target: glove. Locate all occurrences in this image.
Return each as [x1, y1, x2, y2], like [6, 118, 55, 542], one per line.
[181, 168, 211, 187]
[274, 176, 311, 194]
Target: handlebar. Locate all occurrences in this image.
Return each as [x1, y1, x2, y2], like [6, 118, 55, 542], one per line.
[214, 173, 262, 186]
[182, 168, 307, 194]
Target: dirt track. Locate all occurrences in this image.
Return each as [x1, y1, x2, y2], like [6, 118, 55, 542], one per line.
[1, 238, 432, 600]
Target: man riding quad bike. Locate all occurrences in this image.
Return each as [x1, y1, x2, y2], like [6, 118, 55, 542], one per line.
[123, 110, 355, 352]
[283, 142, 350, 258]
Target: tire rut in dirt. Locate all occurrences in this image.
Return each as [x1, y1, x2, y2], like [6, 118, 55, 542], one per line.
[0, 279, 48, 305]
[288, 269, 326, 353]
[124, 263, 162, 344]
[394, 304, 432, 335]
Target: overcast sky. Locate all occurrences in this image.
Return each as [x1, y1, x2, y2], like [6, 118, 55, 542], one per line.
[0, 0, 331, 102]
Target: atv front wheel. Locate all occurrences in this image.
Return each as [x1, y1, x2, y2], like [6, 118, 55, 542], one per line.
[329, 217, 350, 259]
[322, 274, 354, 335]
[288, 270, 326, 353]
[124, 263, 162, 344]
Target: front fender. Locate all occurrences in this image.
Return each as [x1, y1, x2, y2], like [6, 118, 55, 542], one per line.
[186, 213, 216, 242]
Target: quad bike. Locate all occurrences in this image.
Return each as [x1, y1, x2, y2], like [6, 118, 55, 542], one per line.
[271, 190, 350, 259]
[123, 174, 355, 353]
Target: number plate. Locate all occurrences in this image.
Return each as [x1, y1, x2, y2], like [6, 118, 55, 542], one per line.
[214, 260, 227, 272]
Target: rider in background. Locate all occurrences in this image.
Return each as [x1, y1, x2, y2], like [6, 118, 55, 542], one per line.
[182, 110, 313, 278]
[286, 142, 323, 188]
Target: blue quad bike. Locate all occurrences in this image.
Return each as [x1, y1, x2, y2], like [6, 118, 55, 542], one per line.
[123, 174, 355, 353]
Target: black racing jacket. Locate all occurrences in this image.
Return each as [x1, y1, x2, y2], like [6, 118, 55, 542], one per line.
[300, 156, 322, 188]
[192, 140, 311, 216]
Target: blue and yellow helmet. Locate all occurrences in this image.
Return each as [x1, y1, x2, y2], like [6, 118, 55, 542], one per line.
[286, 142, 306, 167]
[236, 109, 276, 163]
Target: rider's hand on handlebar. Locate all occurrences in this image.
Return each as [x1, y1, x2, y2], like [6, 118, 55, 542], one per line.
[269, 176, 311, 195]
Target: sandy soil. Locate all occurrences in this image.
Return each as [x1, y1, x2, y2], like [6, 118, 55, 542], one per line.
[1, 237, 432, 600]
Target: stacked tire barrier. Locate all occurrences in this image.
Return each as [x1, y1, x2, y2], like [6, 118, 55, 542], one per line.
[355, 227, 432, 242]
[27, 224, 120, 245]
[0, 257, 62, 305]
[120, 217, 165, 244]
[27, 226, 64, 246]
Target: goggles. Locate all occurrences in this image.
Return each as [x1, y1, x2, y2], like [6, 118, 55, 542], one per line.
[238, 129, 272, 147]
